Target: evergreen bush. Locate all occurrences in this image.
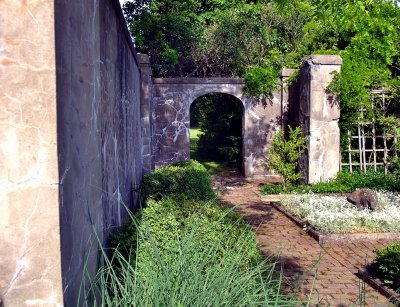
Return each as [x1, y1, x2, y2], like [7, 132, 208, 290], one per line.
[267, 126, 307, 190]
[140, 159, 215, 202]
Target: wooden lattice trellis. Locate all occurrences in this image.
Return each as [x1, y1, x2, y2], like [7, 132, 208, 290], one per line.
[341, 89, 398, 173]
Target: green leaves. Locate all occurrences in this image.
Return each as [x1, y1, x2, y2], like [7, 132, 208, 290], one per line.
[261, 170, 400, 195]
[194, 94, 243, 168]
[267, 126, 307, 189]
[140, 159, 215, 203]
[375, 241, 400, 290]
[124, 0, 400, 125]
[244, 66, 279, 97]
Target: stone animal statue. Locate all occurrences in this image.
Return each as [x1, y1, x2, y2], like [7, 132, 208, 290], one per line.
[347, 189, 378, 211]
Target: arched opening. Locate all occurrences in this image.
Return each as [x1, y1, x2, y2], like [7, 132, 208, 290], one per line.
[190, 93, 244, 175]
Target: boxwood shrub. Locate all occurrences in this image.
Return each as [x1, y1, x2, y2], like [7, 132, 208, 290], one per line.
[140, 160, 215, 202]
[112, 198, 260, 266]
[137, 198, 260, 268]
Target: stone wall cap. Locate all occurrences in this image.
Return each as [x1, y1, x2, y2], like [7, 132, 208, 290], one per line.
[111, 0, 140, 66]
[153, 78, 245, 85]
[137, 53, 150, 65]
[280, 68, 296, 78]
[301, 55, 343, 67]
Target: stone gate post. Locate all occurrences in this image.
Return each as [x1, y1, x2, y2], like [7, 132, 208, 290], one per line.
[298, 55, 342, 183]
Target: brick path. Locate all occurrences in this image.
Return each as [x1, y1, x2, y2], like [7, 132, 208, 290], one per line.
[213, 176, 394, 306]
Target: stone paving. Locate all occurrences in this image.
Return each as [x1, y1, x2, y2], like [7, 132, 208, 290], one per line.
[213, 175, 394, 306]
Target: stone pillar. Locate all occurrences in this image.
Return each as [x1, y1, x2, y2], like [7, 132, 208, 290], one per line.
[298, 55, 342, 183]
[0, 0, 63, 305]
[138, 54, 154, 174]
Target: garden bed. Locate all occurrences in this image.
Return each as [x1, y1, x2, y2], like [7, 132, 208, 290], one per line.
[270, 201, 400, 246]
[357, 264, 400, 305]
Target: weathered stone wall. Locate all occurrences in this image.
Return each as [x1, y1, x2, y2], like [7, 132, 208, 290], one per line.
[0, 0, 63, 305]
[1, 0, 144, 305]
[55, 0, 143, 305]
[298, 55, 342, 183]
[151, 78, 284, 177]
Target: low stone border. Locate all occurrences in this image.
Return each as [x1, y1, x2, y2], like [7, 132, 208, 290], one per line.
[269, 201, 400, 246]
[357, 265, 400, 305]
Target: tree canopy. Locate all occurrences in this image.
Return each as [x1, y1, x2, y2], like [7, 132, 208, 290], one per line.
[123, 0, 400, 135]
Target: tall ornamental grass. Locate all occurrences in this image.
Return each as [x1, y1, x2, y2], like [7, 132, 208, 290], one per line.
[85, 216, 297, 306]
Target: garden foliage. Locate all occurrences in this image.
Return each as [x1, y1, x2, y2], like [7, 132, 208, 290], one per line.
[267, 126, 306, 189]
[123, 0, 400, 141]
[100, 160, 297, 306]
[262, 170, 400, 195]
[375, 241, 400, 290]
[280, 192, 400, 233]
[91, 220, 294, 306]
[140, 159, 214, 202]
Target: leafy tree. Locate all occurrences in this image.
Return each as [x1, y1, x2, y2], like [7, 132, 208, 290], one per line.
[267, 126, 307, 189]
[123, 0, 309, 80]
[124, 0, 400, 147]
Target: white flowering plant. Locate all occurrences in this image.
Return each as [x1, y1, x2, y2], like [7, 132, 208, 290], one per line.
[280, 192, 400, 233]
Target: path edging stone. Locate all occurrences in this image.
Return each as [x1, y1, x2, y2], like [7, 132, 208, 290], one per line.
[357, 266, 400, 305]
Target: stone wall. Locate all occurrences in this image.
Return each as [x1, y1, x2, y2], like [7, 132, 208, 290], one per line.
[151, 78, 284, 178]
[1, 0, 144, 305]
[150, 60, 342, 180]
[0, 0, 63, 305]
[55, 0, 143, 305]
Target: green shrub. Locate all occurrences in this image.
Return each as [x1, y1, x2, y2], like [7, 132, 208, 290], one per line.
[97, 155, 300, 306]
[261, 170, 400, 195]
[389, 157, 400, 176]
[337, 171, 400, 192]
[114, 197, 260, 269]
[375, 241, 400, 291]
[140, 160, 215, 202]
[267, 126, 307, 190]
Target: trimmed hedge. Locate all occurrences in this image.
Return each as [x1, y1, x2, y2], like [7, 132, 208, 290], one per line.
[261, 171, 400, 195]
[140, 160, 215, 202]
[135, 198, 261, 269]
[114, 159, 258, 267]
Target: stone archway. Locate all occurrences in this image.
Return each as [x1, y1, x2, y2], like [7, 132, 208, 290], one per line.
[151, 78, 284, 177]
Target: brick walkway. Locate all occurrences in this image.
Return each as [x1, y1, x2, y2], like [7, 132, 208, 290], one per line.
[213, 176, 394, 306]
